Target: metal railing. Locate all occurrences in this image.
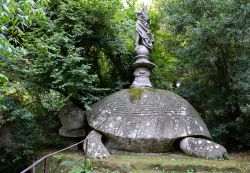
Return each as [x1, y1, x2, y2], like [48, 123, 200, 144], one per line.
[20, 139, 88, 173]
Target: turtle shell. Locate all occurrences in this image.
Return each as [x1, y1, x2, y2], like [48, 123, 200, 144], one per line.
[87, 88, 211, 152]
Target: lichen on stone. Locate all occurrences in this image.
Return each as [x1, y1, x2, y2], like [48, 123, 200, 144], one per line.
[128, 88, 146, 101]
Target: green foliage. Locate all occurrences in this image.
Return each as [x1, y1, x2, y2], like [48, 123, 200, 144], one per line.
[159, 0, 250, 150]
[0, 90, 64, 173]
[0, 73, 10, 101]
[0, 1, 134, 172]
[19, 0, 133, 109]
[0, 73, 8, 83]
[149, 2, 181, 90]
[0, 0, 49, 86]
[84, 159, 92, 173]
[186, 169, 194, 173]
[1, 1, 250, 172]
[68, 165, 84, 173]
[0, 94, 42, 172]
[51, 158, 92, 173]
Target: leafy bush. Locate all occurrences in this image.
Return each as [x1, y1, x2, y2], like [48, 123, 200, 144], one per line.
[17, 0, 133, 110]
[159, 0, 250, 150]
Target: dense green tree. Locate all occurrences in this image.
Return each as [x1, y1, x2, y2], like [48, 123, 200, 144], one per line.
[0, 0, 49, 101]
[1, 1, 250, 172]
[0, 1, 52, 172]
[19, 0, 134, 110]
[0, 1, 134, 172]
[159, 0, 250, 149]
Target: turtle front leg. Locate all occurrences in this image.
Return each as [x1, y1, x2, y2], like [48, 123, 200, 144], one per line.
[180, 137, 228, 160]
[83, 130, 111, 159]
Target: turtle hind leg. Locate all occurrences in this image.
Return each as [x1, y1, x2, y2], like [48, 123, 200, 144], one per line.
[180, 137, 228, 160]
[83, 130, 111, 159]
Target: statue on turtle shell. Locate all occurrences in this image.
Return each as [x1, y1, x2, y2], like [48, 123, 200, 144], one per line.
[135, 5, 154, 50]
[83, 6, 228, 160]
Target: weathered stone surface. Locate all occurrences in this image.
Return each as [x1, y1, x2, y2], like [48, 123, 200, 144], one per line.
[131, 45, 155, 88]
[83, 130, 110, 159]
[87, 88, 211, 152]
[131, 67, 154, 88]
[59, 104, 86, 130]
[132, 6, 155, 88]
[180, 137, 228, 160]
[134, 45, 149, 56]
[59, 127, 86, 137]
[135, 6, 154, 50]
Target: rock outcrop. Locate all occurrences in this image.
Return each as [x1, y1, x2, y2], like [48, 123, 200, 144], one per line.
[59, 104, 86, 137]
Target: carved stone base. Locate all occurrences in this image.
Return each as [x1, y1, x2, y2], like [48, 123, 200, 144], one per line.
[131, 67, 153, 88]
[131, 45, 155, 88]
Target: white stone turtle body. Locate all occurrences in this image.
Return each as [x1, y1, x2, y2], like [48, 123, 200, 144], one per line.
[84, 88, 228, 160]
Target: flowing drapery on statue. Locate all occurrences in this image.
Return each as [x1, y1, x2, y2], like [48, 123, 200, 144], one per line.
[135, 5, 154, 50]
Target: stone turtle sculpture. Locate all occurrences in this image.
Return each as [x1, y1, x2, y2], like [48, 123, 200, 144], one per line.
[83, 88, 228, 160]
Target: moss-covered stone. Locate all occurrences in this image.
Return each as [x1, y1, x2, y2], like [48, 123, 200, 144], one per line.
[128, 88, 146, 101]
[87, 88, 211, 153]
[128, 88, 159, 102]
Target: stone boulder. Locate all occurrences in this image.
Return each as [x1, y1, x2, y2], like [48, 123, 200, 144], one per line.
[59, 104, 86, 137]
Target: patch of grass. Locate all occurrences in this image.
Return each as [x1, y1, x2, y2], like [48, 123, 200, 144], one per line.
[93, 154, 248, 173]
[35, 151, 250, 173]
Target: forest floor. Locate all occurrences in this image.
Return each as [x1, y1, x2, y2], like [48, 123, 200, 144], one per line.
[36, 150, 250, 173]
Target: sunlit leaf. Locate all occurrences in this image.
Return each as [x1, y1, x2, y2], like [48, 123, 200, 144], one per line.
[0, 74, 9, 83]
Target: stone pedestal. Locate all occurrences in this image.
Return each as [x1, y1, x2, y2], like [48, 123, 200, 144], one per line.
[131, 45, 155, 88]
